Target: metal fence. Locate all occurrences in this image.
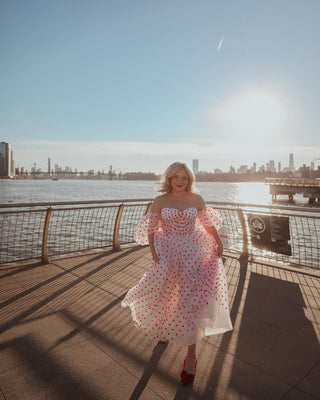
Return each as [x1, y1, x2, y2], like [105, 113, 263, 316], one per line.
[0, 199, 319, 270]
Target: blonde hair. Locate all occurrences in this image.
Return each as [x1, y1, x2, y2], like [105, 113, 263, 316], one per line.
[157, 162, 196, 193]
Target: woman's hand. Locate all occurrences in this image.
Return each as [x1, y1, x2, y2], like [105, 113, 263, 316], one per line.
[152, 252, 160, 263]
[217, 241, 224, 258]
[148, 233, 159, 263]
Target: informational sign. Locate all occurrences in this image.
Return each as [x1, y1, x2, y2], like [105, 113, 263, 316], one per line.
[247, 214, 292, 256]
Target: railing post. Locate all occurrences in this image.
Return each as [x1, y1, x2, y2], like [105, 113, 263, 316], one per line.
[113, 203, 124, 251]
[237, 208, 248, 260]
[42, 206, 52, 263]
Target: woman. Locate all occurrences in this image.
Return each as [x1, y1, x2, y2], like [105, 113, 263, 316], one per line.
[122, 162, 233, 385]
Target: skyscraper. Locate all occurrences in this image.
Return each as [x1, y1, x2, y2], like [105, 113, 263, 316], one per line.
[0, 142, 14, 178]
[278, 162, 281, 173]
[289, 153, 295, 172]
[192, 159, 199, 175]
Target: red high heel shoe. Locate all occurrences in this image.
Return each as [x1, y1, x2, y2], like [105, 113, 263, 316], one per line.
[180, 356, 198, 386]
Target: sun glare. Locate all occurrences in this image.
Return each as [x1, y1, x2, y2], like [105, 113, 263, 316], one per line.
[211, 87, 289, 143]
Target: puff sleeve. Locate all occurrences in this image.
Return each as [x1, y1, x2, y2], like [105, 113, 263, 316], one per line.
[197, 207, 223, 231]
[134, 212, 162, 245]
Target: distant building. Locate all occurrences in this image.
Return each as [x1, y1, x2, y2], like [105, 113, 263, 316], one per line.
[282, 167, 292, 173]
[249, 163, 256, 173]
[237, 165, 248, 174]
[266, 160, 276, 173]
[229, 166, 236, 174]
[214, 168, 223, 174]
[289, 152, 295, 172]
[278, 162, 281, 173]
[48, 158, 51, 175]
[258, 165, 265, 173]
[192, 159, 199, 175]
[0, 142, 15, 178]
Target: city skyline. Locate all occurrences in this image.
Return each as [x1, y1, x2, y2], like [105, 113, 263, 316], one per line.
[1, 1, 320, 173]
[11, 148, 319, 177]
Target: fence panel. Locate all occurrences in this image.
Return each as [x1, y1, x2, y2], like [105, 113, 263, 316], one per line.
[47, 205, 119, 258]
[0, 209, 46, 264]
[1, 200, 319, 270]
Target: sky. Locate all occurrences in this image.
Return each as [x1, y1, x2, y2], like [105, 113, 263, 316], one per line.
[1, 0, 320, 174]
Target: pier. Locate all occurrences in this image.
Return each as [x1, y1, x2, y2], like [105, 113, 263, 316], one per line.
[1, 248, 319, 399]
[265, 178, 320, 203]
[0, 200, 320, 399]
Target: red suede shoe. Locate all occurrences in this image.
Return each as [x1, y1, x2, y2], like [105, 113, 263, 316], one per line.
[180, 357, 198, 386]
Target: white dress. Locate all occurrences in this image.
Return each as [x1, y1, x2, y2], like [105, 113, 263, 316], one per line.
[121, 207, 233, 346]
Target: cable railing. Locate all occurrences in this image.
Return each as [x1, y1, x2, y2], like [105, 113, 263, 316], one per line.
[0, 199, 319, 270]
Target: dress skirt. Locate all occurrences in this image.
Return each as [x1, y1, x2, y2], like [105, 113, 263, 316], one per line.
[121, 207, 233, 346]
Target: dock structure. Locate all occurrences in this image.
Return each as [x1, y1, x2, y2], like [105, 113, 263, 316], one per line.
[265, 178, 320, 203]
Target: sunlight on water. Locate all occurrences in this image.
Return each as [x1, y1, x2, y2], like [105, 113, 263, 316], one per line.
[196, 182, 271, 205]
[236, 182, 271, 204]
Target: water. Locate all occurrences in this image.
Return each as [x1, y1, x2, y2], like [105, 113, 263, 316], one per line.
[0, 179, 306, 205]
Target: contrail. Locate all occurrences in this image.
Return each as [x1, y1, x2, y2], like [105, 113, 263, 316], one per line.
[217, 35, 224, 51]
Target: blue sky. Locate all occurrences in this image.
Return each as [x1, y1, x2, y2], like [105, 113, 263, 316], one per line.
[1, 0, 319, 173]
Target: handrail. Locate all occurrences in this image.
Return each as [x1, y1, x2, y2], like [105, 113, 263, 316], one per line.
[1, 199, 320, 213]
[265, 178, 320, 187]
[0, 198, 154, 209]
[0, 199, 319, 270]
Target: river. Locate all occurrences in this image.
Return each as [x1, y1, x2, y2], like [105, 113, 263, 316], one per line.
[0, 179, 308, 206]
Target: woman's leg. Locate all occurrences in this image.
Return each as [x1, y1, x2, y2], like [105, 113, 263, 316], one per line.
[184, 343, 197, 374]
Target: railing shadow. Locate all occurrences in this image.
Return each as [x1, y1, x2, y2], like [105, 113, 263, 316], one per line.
[0, 246, 143, 334]
[227, 270, 320, 399]
[0, 261, 44, 279]
[128, 341, 169, 400]
[2, 247, 319, 400]
[196, 257, 320, 400]
[198, 255, 248, 400]
[0, 336, 102, 399]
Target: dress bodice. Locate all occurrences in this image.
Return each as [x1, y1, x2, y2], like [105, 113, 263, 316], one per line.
[134, 206, 223, 245]
[161, 207, 197, 234]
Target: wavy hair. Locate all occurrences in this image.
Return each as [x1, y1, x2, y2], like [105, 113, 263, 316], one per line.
[156, 162, 196, 193]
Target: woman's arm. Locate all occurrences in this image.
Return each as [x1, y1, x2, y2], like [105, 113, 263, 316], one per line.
[205, 225, 224, 257]
[148, 232, 159, 262]
[147, 196, 162, 263]
[198, 195, 223, 257]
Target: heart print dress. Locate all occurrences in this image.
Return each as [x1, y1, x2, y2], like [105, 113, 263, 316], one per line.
[121, 207, 233, 346]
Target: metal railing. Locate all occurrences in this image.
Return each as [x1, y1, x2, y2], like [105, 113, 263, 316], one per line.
[0, 199, 319, 270]
[265, 178, 320, 187]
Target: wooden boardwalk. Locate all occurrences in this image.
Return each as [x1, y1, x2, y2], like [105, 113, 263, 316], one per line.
[0, 246, 319, 400]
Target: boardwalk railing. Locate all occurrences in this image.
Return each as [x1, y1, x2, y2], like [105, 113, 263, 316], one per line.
[0, 199, 319, 270]
[265, 178, 320, 187]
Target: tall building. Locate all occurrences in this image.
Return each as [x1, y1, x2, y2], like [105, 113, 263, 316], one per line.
[237, 165, 248, 174]
[249, 162, 257, 173]
[289, 153, 295, 172]
[192, 159, 199, 175]
[266, 160, 276, 173]
[0, 142, 14, 178]
[278, 162, 281, 173]
[48, 157, 51, 175]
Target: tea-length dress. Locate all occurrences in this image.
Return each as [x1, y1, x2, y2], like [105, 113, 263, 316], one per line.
[121, 207, 233, 346]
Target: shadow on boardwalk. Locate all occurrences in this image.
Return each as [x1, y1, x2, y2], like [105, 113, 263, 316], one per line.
[0, 246, 319, 400]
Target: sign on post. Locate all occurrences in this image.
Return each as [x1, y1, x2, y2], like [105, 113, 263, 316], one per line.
[248, 214, 292, 256]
